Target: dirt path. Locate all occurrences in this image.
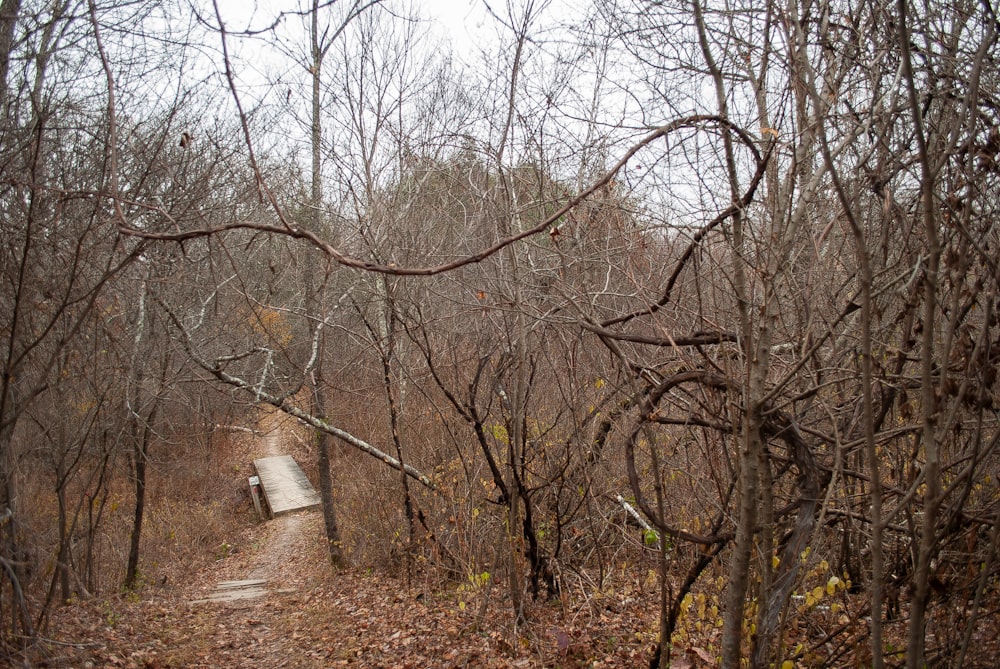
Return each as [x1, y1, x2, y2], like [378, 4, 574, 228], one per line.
[250, 411, 311, 582]
[129, 410, 333, 667]
[260, 415, 285, 458]
[192, 411, 313, 604]
[38, 407, 660, 669]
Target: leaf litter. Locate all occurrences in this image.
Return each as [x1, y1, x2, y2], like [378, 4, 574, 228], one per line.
[39, 510, 667, 668]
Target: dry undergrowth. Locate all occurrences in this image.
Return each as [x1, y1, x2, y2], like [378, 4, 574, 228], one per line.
[26, 408, 1000, 668]
[37, 506, 665, 669]
[32, 408, 664, 668]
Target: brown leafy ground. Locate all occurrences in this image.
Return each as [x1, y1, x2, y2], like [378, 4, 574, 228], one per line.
[30, 410, 1000, 668]
[37, 509, 664, 668]
[35, 411, 663, 668]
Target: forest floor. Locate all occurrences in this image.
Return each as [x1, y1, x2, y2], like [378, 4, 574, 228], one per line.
[32, 412, 1000, 668]
[34, 413, 663, 669]
[38, 510, 663, 669]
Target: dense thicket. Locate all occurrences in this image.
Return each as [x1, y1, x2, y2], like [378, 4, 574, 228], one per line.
[1, 0, 998, 667]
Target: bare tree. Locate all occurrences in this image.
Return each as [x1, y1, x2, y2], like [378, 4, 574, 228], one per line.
[24, 0, 994, 666]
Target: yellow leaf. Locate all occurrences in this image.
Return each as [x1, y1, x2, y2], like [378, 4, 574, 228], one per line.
[812, 586, 824, 601]
[781, 661, 794, 669]
[826, 576, 841, 595]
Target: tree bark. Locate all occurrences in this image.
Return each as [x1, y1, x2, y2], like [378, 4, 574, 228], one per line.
[0, 0, 20, 109]
[308, 0, 343, 568]
[124, 423, 148, 589]
[897, 2, 941, 664]
[314, 395, 344, 568]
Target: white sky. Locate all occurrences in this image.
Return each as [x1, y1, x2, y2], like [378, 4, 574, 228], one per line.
[211, 0, 498, 52]
[422, 0, 489, 44]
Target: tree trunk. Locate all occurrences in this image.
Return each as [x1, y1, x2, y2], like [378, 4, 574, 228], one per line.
[897, 3, 942, 664]
[56, 487, 70, 601]
[125, 426, 149, 588]
[378, 292, 414, 582]
[721, 426, 761, 667]
[125, 407, 155, 589]
[307, 0, 344, 569]
[0, 0, 20, 109]
[314, 407, 343, 567]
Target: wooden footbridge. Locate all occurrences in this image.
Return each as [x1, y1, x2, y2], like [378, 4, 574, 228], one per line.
[250, 455, 321, 519]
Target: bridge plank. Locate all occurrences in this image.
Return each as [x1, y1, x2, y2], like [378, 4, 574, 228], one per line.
[253, 455, 321, 517]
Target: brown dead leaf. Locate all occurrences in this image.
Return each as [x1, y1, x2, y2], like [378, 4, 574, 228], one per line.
[691, 646, 716, 664]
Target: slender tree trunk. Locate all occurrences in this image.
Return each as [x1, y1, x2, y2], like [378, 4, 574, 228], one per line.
[314, 398, 343, 567]
[822, 124, 886, 669]
[57, 486, 70, 601]
[897, 2, 941, 663]
[722, 423, 761, 667]
[85, 435, 113, 595]
[126, 386, 160, 588]
[124, 427, 147, 589]
[692, 0, 758, 663]
[308, 0, 343, 568]
[0, 0, 21, 110]
[124, 279, 148, 589]
[378, 290, 414, 582]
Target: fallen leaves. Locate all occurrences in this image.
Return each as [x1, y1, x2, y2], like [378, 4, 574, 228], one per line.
[37, 474, 665, 669]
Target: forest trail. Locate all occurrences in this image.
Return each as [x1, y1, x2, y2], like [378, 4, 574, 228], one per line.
[40, 408, 655, 668]
[189, 410, 310, 606]
[139, 408, 330, 667]
[244, 410, 310, 582]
